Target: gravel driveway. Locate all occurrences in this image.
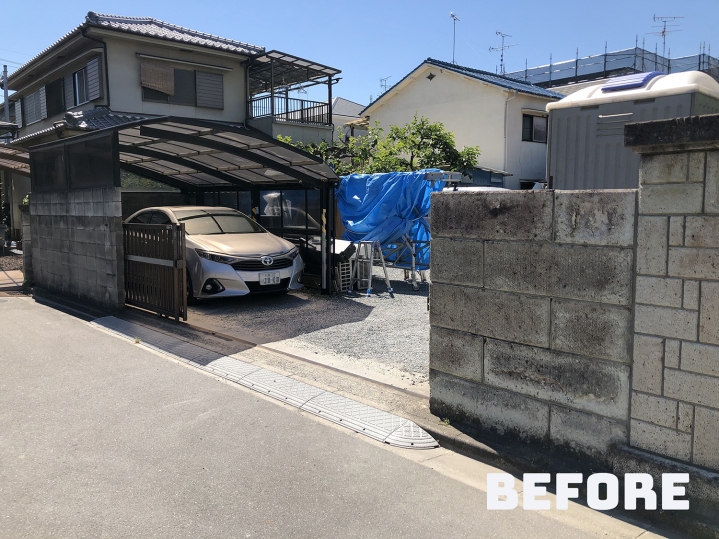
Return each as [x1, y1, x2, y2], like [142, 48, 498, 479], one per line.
[187, 268, 430, 387]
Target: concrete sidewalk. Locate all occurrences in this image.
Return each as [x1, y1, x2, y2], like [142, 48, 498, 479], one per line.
[0, 269, 22, 291]
[0, 298, 674, 539]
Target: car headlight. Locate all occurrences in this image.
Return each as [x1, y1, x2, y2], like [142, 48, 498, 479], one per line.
[286, 247, 299, 260]
[195, 249, 235, 264]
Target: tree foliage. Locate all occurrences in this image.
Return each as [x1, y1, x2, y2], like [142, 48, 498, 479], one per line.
[277, 114, 480, 177]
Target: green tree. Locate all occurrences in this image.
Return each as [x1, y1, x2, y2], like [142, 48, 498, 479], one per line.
[277, 115, 479, 176]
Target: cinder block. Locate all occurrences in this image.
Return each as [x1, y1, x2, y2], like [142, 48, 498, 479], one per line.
[631, 392, 677, 428]
[430, 284, 550, 347]
[692, 407, 719, 470]
[640, 152, 688, 184]
[635, 304, 698, 341]
[429, 369, 550, 441]
[633, 335, 664, 395]
[551, 406, 627, 460]
[630, 419, 692, 461]
[429, 326, 483, 383]
[430, 283, 476, 335]
[668, 247, 719, 280]
[677, 402, 694, 433]
[705, 151, 719, 214]
[484, 339, 629, 419]
[688, 152, 707, 183]
[551, 300, 632, 362]
[636, 216, 668, 276]
[430, 237, 483, 287]
[639, 183, 704, 215]
[681, 342, 719, 377]
[431, 190, 553, 241]
[664, 369, 719, 409]
[484, 242, 633, 305]
[554, 190, 636, 246]
[669, 216, 685, 246]
[684, 280, 700, 310]
[685, 217, 719, 248]
[635, 276, 682, 308]
[665, 339, 681, 369]
[700, 282, 719, 345]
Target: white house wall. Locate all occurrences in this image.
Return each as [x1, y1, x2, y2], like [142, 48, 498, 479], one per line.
[365, 65, 552, 181]
[104, 36, 247, 122]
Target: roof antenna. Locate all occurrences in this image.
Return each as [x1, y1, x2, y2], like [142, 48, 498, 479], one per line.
[380, 76, 392, 93]
[489, 31, 517, 76]
[648, 15, 683, 59]
[450, 12, 460, 64]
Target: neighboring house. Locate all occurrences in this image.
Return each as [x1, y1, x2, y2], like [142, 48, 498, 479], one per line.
[331, 97, 367, 141]
[0, 11, 340, 238]
[358, 58, 564, 189]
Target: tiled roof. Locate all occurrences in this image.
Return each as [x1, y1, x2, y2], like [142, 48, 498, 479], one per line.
[64, 107, 149, 130]
[362, 58, 564, 114]
[9, 12, 264, 79]
[11, 107, 149, 146]
[332, 97, 365, 118]
[85, 12, 264, 56]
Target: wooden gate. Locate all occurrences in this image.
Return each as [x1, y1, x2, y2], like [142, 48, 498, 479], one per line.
[123, 223, 187, 321]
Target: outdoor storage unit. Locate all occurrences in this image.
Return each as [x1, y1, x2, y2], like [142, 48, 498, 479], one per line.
[546, 71, 719, 189]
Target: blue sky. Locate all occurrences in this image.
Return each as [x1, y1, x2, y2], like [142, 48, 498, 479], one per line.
[1, 0, 717, 106]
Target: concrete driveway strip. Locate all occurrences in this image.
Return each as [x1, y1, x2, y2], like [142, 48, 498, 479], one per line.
[0, 298, 659, 539]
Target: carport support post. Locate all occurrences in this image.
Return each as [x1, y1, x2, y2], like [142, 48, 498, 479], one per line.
[320, 183, 334, 295]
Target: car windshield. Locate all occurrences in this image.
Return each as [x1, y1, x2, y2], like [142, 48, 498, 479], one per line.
[174, 210, 264, 235]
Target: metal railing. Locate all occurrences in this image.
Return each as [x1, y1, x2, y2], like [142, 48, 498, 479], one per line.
[248, 95, 331, 125]
[123, 222, 187, 321]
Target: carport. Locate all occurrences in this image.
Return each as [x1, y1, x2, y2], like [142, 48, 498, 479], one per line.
[20, 116, 340, 318]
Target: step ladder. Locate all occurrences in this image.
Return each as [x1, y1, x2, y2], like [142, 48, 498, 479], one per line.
[348, 241, 394, 297]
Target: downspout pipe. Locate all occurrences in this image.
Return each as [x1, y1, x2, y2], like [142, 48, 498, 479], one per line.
[81, 28, 110, 108]
[2, 65, 9, 124]
[503, 89, 517, 174]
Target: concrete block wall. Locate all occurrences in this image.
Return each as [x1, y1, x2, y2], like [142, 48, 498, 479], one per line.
[29, 188, 124, 310]
[429, 189, 637, 463]
[629, 150, 719, 471]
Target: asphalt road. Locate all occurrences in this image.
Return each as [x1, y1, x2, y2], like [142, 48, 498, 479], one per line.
[0, 298, 663, 539]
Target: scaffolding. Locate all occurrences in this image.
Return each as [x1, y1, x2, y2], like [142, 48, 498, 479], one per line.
[506, 46, 719, 88]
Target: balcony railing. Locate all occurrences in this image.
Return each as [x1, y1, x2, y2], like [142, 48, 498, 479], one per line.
[248, 95, 331, 126]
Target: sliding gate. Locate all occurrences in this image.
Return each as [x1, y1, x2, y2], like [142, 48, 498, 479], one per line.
[123, 223, 187, 321]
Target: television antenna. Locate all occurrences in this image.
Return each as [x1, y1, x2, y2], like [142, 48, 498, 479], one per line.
[380, 76, 392, 93]
[450, 12, 460, 64]
[489, 31, 517, 75]
[648, 15, 683, 58]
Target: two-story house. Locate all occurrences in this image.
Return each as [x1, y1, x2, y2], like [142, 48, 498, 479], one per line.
[0, 11, 340, 238]
[356, 58, 564, 189]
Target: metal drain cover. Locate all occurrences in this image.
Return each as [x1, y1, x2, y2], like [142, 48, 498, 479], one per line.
[92, 317, 438, 449]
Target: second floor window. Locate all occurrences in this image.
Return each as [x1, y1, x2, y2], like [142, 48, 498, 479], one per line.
[141, 62, 223, 109]
[522, 114, 548, 143]
[74, 67, 89, 105]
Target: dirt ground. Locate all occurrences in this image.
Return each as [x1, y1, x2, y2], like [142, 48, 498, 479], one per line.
[0, 251, 23, 272]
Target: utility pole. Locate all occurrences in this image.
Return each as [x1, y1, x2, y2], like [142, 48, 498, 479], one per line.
[2, 65, 9, 124]
[489, 31, 517, 76]
[450, 12, 460, 64]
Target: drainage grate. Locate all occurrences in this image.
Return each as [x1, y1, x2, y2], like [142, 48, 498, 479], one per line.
[92, 317, 438, 449]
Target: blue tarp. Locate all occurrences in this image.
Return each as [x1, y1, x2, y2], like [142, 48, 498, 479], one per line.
[336, 169, 445, 269]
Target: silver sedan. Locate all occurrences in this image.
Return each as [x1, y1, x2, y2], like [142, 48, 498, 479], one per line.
[125, 206, 304, 301]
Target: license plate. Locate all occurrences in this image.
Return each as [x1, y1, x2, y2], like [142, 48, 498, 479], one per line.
[258, 271, 281, 285]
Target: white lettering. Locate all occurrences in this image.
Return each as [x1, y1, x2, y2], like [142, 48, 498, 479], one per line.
[662, 473, 689, 510]
[624, 473, 657, 510]
[555, 473, 583, 510]
[523, 473, 551, 510]
[587, 473, 619, 510]
[486, 473, 518, 510]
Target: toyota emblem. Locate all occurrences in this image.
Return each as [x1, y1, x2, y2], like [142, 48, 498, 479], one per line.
[261, 256, 274, 266]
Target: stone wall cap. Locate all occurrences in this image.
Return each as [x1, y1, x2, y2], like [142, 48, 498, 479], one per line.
[625, 114, 719, 153]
